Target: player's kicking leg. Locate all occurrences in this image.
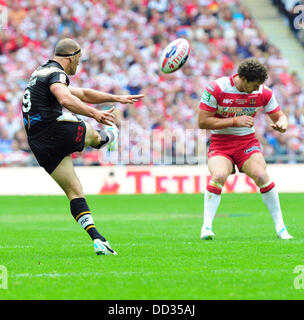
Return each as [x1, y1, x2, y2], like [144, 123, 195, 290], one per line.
[201, 156, 233, 240]
[241, 153, 292, 239]
[50, 155, 118, 255]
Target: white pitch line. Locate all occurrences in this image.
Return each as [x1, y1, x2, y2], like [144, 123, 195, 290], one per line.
[0, 245, 33, 249]
[10, 271, 155, 279]
[10, 268, 283, 279]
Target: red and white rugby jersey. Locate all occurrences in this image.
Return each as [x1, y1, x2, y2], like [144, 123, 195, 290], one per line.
[199, 73, 280, 136]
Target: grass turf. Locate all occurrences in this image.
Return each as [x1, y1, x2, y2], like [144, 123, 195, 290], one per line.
[0, 193, 303, 300]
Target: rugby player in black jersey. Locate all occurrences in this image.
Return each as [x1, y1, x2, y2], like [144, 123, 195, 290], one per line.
[22, 38, 144, 255]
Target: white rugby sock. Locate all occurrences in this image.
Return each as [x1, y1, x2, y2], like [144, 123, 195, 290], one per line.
[260, 182, 285, 232]
[202, 181, 223, 230]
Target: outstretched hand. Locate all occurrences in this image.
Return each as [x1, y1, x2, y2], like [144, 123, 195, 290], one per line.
[116, 94, 144, 104]
[93, 93, 144, 126]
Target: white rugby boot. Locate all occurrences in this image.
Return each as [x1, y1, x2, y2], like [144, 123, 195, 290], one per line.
[276, 227, 293, 240]
[103, 123, 119, 151]
[200, 226, 215, 240]
[93, 239, 118, 255]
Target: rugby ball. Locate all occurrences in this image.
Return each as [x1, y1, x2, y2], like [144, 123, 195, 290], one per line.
[160, 38, 190, 74]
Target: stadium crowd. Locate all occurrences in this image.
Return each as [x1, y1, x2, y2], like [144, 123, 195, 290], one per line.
[0, 0, 304, 166]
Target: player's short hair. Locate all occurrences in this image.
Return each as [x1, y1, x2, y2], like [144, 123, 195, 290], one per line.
[54, 38, 80, 57]
[237, 58, 268, 83]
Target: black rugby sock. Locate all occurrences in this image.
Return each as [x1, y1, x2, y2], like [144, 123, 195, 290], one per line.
[70, 197, 106, 242]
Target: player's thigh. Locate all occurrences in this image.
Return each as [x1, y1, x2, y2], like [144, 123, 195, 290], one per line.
[208, 156, 234, 185]
[241, 152, 270, 186]
[50, 156, 84, 200]
[84, 121, 99, 147]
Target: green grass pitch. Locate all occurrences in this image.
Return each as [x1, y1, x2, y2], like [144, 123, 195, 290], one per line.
[0, 193, 303, 300]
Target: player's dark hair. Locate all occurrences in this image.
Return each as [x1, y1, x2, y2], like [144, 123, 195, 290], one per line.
[237, 58, 268, 83]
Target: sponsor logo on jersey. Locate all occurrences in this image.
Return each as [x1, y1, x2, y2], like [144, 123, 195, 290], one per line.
[222, 98, 233, 104]
[241, 107, 256, 113]
[249, 98, 256, 106]
[235, 98, 247, 105]
[202, 90, 211, 102]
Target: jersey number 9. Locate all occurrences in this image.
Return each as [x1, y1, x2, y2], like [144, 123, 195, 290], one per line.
[22, 89, 32, 113]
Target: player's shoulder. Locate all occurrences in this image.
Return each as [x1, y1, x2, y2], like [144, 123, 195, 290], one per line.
[205, 76, 231, 99]
[31, 60, 69, 87]
[214, 76, 231, 89]
[209, 76, 232, 91]
[32, 60, 68, 79]
[261, 84, 273, 94]
[259, 84, 274, 104]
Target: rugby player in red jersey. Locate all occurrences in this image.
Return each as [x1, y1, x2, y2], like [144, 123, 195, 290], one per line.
[198, 58, 292, 240]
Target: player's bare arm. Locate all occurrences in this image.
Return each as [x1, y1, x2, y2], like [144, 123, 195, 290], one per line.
[69, 86, 144, 105]
[198, 109, 254, 130]
[268, 110, 288, 133]
[50, 83, 116, 125]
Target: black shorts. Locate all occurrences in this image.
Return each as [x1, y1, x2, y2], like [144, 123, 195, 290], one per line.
[28, 120, 86, 174]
